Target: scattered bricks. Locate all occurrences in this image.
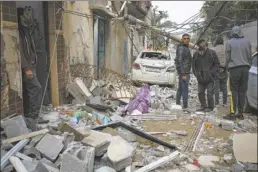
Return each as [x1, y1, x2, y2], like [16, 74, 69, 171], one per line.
[35, 134, 64, 161]
[96, 166, 116, 172]
[107, 136, 134, 171]
[23, 146, 42, 160]
[60, 146, 95, 172]
[220, 120, 235, 130]
[58, 122, 89, 141]
[82, 130, 111, 156]
[207, 116, 221, 127]
[1, 115, 29, 138]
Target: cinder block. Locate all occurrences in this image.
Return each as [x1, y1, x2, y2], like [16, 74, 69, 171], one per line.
[2, 115, 29, 138]
[60, 146, 95, 172]
[36, 134, 64, 161]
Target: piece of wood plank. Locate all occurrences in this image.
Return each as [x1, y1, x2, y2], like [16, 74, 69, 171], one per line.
[2, 129, 49, 145]
[9, 156, 28, 172]
[134, 151, 180, 172]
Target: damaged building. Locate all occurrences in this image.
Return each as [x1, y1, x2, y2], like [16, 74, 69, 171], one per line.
[0, 1, 152, 118]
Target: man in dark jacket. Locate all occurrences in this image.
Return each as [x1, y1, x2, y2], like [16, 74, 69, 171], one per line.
[18, 7, 44, 130]
[175, 33, 192, 110]
[223, 26, 252, 120]
[192, 39, 220, 112]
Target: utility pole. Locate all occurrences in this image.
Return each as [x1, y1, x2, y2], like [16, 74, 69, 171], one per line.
[124, 14, 199, 49]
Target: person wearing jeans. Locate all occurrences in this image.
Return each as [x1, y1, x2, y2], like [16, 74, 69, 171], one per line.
[174, 33, 192, 111]
[176, 74, 190, 108]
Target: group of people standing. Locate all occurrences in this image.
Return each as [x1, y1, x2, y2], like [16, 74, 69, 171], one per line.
[175, 26, 253, 120]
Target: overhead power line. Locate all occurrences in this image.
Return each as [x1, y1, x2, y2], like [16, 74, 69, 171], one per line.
[195, 1, 228, 45]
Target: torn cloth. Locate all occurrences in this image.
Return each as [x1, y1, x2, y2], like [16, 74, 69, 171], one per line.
[123, 85, 151, 114]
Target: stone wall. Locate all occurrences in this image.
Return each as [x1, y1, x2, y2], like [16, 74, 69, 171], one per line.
[1, 1, 23, 118]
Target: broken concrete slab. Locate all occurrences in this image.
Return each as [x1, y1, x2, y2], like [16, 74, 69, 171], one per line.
[2, 115, 29, 138]
[107, 136, 134, 171]
[118, 129, 137, 142]
[23, 145, 41, 160]
[62, 132, 75, 150]
[88, 96, 109, 110]
[9, 156, 28, 172]
[197, 155, 220, 167]
[81, 130, 111, 156]
[220, 120, 235, 130]
[35, 134, 64, 161]
[60, 146, 95, 172]
[233, 133, 257, 163]
[66, 78, 92, 104]
[58, 122, 89, 141]
[207, 116, 221, 127]
[95, 166, 116, 172]
[135, 151, 180, 172]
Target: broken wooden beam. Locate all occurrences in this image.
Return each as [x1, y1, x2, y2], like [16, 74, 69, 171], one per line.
[2, 129, 49, 145]
[134, 151, 180, 172]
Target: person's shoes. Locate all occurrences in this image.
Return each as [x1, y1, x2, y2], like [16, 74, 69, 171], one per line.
[223, 114, 237, 120]
[25, 118, 37, 131]
[182, 108, 190, 114]
[235, 113, 244, 120]
[204, 108, 213, 112]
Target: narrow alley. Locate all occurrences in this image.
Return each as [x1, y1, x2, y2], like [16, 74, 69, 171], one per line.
[0, 1, 257, 172]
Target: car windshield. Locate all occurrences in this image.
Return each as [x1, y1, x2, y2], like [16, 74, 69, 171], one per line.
[141, 52, 171, 60]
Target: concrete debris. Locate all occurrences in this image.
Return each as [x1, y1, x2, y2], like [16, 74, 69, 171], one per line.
[23, 146, 42, 160]
[66, 78, 92, 104]
[1, 76, 257, 172]
[233, 133, 257, 163]
[95, 166, 116, 172]
[184, 164, 200, 171]
[60, 146, 95, 172]
[198, 155, 220, 167]
[107, 136, 134, 171]
[58, 122, 89, 141]
[82, 130, 111, 156]
[220, 120, 235, 130]
[9, 156, 28, 172]
[1, 115, 29, 138]
[36, 134, 64, 161]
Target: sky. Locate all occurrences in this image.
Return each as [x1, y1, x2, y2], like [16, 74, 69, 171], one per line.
[152, 1, 204, 24]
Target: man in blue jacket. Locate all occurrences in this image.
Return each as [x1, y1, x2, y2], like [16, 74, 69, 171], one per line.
[223, 26, 252, 120]
[174, 34, 192, 111]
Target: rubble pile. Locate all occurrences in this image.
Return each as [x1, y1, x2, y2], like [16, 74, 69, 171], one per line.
[1, 77, 257, 172]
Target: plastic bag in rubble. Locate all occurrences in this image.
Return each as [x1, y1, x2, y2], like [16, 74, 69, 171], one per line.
[124, 85, 151, 114]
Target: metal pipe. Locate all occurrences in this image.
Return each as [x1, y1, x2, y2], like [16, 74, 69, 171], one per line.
[1, 139, 30, 169]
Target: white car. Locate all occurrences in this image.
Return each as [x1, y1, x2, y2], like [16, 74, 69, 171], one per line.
[131, 50, 176, 87]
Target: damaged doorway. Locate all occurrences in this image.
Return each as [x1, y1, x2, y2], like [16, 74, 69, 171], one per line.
[93, 17, 106, 78]
[16, 2, 50, 105]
